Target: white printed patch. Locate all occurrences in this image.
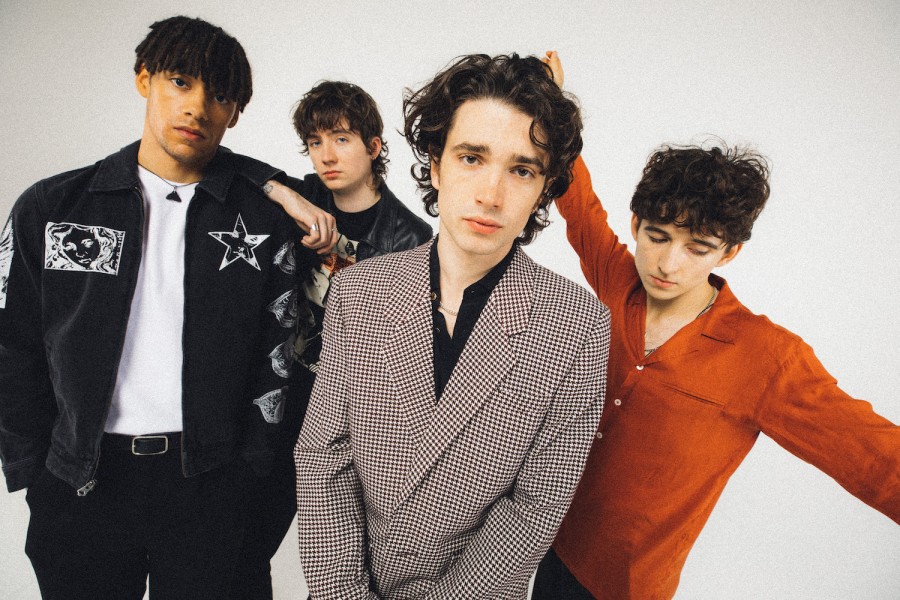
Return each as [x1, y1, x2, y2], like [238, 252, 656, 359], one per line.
[253, 388, 285, 424]
[266, 289, 299, 328]
[273, 240, 297, 275]
[269, 335, 296, 379]
[208, 214, 269, 271]
[0, 218, 13, 308]
[44, 222, 125, 275]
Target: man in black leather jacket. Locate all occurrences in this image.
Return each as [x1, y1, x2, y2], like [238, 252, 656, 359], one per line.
[0, 16, 300, 600]
[230, 81, 433, 600]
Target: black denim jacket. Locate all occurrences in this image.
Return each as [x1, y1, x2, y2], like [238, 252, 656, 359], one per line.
[0, 142, 300, 493]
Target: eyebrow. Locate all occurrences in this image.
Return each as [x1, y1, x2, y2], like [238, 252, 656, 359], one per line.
[644, 224, 721, 250]
[450, 142, 546, 172]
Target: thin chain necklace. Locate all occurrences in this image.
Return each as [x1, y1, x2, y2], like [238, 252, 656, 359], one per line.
[139, 164, 197, 202]
[438, 302, 458, 317]
[644, 287, 718, 356]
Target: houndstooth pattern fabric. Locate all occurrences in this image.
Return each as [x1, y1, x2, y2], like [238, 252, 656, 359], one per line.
[295, 241, 611, 599]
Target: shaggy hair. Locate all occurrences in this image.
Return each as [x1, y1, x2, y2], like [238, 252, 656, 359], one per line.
[403, 53, 583, 245]
[631, 143, 771, 247]
[292, 81, 389, 185]
[134, 16, 252, 112]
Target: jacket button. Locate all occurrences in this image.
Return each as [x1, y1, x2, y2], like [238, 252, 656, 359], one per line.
[636, 365, 644, 371]
[613, 399, 622, 406]
[595, 431, 603, 439]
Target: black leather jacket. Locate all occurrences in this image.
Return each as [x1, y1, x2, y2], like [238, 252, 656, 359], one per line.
[283, 173, 433, 261]
[0, 142, 300, 493]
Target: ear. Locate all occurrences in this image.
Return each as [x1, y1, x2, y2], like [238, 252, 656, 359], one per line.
[431, 157, 441, 191]
[368, 136, 382, 159]
[135, 66, 151, 99]
[227, 111, 240, 129]
[716, 243, 742, 267]
[630, 214, 641, 241]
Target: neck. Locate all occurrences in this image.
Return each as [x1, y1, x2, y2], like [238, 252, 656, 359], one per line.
[137, 144, 204, 184]
[435, 234, 507, 298]
[645, 280, 716, 321]
[332, 176, 380, 213]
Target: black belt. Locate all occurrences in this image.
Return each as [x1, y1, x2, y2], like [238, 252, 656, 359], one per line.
[103, 432, 182, 456]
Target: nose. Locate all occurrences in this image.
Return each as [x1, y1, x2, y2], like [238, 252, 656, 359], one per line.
[474, 167, 504, 209]
[657, 245, 681, 275]
[320, 140, 337, 164]
[184, 87, 210, 122]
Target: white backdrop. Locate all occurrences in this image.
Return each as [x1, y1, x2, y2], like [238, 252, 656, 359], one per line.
[1, 1, 898, 598]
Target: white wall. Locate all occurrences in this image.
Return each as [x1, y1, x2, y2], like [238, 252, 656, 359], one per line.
[1, 1, 897, 598]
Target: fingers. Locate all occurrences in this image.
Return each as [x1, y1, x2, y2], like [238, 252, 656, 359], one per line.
[541, 50, 564, 88]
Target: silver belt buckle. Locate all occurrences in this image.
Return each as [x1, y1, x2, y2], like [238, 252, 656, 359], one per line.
[131, 434, 168, 456]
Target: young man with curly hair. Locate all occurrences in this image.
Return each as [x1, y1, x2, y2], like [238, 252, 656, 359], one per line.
[229, 81, 432, 600]
[293, 53, 611, 598]
[0, 16, 300, 599]
[531, 55, 899, 600]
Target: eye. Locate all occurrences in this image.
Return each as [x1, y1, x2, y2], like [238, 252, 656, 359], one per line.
[648, 235, 667, 244]
[336, 136, 349, 144]
[460, 154, 479, 166]
[308, 140, 321, 148]
[688, 247, 710, 257]
[213, 93, 230, 105]
[170, 77, 187, 88]
[512, 167, 535, 179]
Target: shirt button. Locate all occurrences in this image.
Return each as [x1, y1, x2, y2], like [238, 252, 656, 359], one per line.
[595, 431, 603, 440]
[613, 399, 622, 406]
[636, 365, 644, 371]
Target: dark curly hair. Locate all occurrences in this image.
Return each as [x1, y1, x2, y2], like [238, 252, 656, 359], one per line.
[403, 53, 583, 245]
[134, 16, 252, 112]
[631, 143, 770, 247]
[292, 81, 389, 185]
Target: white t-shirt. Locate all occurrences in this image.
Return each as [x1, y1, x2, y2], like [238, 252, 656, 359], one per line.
[104, 166, 198, 435]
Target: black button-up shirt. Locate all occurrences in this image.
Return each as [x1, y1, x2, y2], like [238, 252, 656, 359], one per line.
[429, 240, 516, 399]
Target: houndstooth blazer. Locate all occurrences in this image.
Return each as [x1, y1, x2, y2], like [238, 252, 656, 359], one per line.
[295, 240, 610, 599]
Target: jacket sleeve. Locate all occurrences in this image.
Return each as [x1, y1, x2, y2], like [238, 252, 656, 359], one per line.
[754, 336, 900, 523]
[242, 210, 303, 472]
[423, 308, 611, 599]
[0, 185, 56, 492]
[294, 272, 378, 600]
[556, 155, 637, 303]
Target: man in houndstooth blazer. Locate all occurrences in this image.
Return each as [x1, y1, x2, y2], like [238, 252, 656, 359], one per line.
[295, 53, 611, 599]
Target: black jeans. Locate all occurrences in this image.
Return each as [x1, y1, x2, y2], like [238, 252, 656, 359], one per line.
[532, 547, 596, 599]
[25, 433, 249, 600]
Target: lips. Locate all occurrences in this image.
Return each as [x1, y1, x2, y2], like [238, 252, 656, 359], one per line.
[175, 126, 206, 141]
[464, 217, 502, 234]
[649, 275, 675, 289]
[322, 171, 341, 179]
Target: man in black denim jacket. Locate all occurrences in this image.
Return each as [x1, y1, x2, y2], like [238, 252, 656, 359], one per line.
[0, 16, 300, 599]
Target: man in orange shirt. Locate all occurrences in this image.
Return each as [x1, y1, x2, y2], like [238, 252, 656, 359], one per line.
[532, 53, 899, 600]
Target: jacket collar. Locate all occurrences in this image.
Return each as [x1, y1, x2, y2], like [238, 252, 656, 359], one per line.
[89, 140, 235, 204]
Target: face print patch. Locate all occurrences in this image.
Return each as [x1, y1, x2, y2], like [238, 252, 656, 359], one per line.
[209, 214, 270, 271]
[0, 218, 13, 308]
[44, 222, 125, 275]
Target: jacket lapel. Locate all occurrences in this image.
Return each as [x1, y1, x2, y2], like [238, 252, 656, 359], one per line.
[397, 247, 535, 504]
[383, 244, 436, 451]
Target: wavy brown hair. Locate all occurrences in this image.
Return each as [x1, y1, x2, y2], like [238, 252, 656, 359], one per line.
[292, 81, 389, 185]
[403, 53, 583, 245]
[631, 142, 770, 247]
[134, 16, 252, 112]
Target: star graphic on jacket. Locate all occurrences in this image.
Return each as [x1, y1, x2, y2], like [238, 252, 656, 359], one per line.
[208, 214, 270, 271]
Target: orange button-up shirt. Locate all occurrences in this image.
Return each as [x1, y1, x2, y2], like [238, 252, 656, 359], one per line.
[552, 156, 900, 600]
